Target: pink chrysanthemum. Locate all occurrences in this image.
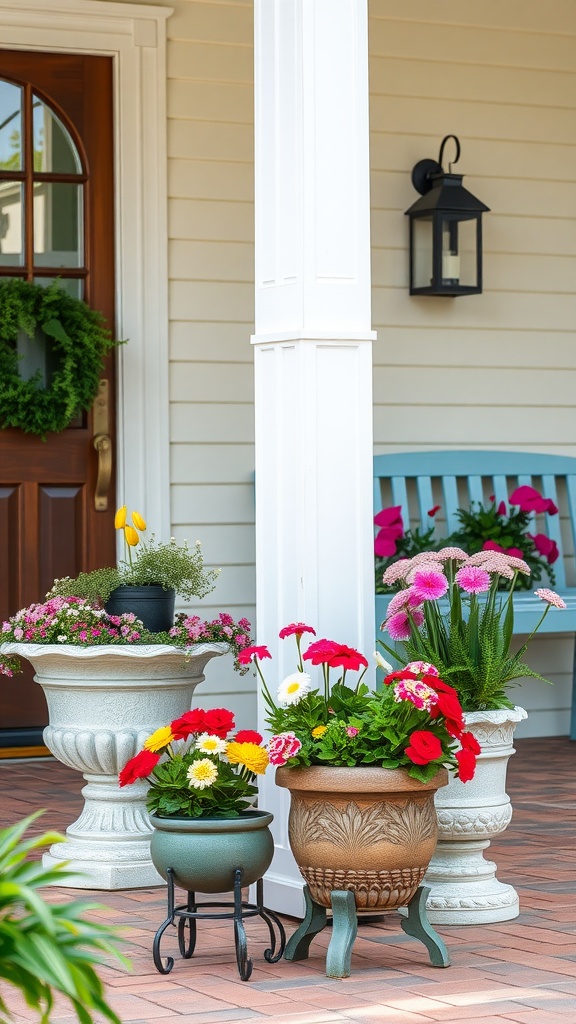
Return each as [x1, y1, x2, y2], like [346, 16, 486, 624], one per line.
[385, 608, 424, 641]
[381, 559, 411, 586]
[455, 565, 491, 594]
[393, 679, 439, 712]
[411, 569, 449, 602]
[535, 588, 567, 609]
[406, 561, 441, 582]
[405, 660, 439, 676]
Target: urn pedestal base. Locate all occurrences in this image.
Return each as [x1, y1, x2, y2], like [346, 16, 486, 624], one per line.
[422, 839, 519, 925]
[424, 707, 527, 926]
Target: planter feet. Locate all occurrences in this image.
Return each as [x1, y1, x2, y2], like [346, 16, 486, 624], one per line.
[152, 868, 286, 982]
[284, 884, 449, 977]
[401, 885, 450, 967]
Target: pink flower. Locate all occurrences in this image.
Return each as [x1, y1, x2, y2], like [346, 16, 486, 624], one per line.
[267, 731, 302, 766]
[496, 500, 507, 516]
[381, 559, 411, 585]
[411, 569, 448, 602]
[303, 641, 368, 672]
[434, 547, 468, 562]
[455, 566, 491, 594]
[374, 505, 404, 558]
[346, 726, 359, 737]
[385, 608, 424, 640]
[509, 485, 558, 516]
[237, 645, 272, 665]
[279, 623, 316, 639]
[535, 589, 567, 609]
[393, 679, 439, 712]
[530, 533, 559, 565]
[405, 661, 439, 676]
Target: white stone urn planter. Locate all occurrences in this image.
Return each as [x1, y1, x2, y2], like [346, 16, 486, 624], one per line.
[1, 642, 227, 890]
[423, 705, 527, 925]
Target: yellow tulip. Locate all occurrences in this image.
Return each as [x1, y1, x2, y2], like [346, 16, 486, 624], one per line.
[124, 525, 140, 547]
[132, 510, 147, 532]
[114, 505, 127, 529]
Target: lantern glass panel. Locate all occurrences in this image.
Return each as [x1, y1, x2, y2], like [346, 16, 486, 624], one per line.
[413, 216, 433, 290]
[458, 216, 479, 288]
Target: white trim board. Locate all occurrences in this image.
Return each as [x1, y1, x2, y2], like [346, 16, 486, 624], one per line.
[0, 0, 172, 541]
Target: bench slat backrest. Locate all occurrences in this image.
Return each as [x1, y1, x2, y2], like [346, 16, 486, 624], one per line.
[374, 450, 576, 597]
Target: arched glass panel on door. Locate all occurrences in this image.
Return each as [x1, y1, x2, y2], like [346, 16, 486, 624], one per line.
[0, 77, 86, 291]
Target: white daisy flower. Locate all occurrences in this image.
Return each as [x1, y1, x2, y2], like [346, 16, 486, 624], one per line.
[194, 733, 228, 755]
[277, 671, 312, 707]
[187, 758, 218, 790]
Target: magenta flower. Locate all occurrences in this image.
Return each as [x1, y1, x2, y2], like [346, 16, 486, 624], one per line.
[374, 505, 404, 558]
[279, 622, 316, 639]
[509, 485, 558, 516]
[346, 726, 360, 737]
[411, 569, 448, 602]
[530, 533, 559, 565]
[385, 611, 411, 641]
[267, 731, 302, 766]
[455, 565, 491, 594]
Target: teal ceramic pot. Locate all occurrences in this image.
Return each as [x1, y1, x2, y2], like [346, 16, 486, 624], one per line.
[149, 810, 275, 893]
[105, 585, 175, 632]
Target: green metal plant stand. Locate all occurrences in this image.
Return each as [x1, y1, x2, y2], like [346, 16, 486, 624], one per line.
[284, 884, 450, 979]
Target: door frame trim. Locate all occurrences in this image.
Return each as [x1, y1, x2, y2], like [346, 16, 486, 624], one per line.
[0, 0, 172, 541]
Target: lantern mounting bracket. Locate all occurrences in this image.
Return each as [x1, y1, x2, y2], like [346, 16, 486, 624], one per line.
[411, 135, 462, 195]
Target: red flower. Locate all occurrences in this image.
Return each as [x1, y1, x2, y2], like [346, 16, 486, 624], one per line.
[455, 747, 477, 782]
[119, 749, 160, 787]
[460, 731, 481, 755]
[234, 729, 263, 744]
[427, 505, 441, 517]
[435, 691, 465, 728]
[444, 717, 465, 739]
[302, 640, 367, 672]
[530, 533, 559, 565]
[279, 623, 316, 639]
[302, 639, 340, 665]
[384, 669, 418, 686]
[426, 677, 460, 700]
[171, 708, 208, 740]
[237, 645, 272, 665]
[204, 708, 235, 739]
[405, 730, 443, 765]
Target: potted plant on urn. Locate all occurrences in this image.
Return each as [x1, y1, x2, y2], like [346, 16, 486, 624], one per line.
[377, 546, 567, 924]
[48, 505, 220, 632]
[0, 592, 253, 889]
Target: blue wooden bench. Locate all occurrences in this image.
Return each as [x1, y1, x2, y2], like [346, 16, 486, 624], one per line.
[373, 451, 576, 738]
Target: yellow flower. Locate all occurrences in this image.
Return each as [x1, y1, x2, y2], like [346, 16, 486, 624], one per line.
[226, 741, 269, 775]
[312, 725, 328, 738]
[124, 525, 139, 547]
[187, 758, 218, 790]
[132, 510, 147, 532]
[114, 505, 127, 529]
[143, 725, 174, 752]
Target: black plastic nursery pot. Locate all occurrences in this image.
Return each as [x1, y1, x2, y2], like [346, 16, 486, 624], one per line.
[105, 585, 175, 633]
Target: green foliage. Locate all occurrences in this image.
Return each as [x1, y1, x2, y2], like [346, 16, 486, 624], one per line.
[48, 538, 220, 604]
[0, 813, 128, 1024]
[0, 279, 121, 437]
[146, 754, 258, 819]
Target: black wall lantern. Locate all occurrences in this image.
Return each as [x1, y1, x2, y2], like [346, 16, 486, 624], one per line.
[405, 135, 490, 296]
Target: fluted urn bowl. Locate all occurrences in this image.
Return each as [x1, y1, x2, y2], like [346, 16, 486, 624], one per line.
[0, 642, 227, 889]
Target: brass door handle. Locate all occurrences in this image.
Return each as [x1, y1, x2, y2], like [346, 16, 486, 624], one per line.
[93, 433, 112, 511]
[92, 379, 112, 512]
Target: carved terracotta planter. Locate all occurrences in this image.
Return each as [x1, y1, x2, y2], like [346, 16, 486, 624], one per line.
[275, 765, 448, 912]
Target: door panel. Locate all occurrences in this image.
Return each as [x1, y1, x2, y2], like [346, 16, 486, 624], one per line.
[0, 51, 116, 748]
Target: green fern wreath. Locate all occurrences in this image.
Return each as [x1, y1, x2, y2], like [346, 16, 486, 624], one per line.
[0, 279, 119, 436]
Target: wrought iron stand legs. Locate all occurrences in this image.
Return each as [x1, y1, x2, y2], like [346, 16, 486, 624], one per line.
[153, 867, 286, 981]
[284, 884, 450, 979]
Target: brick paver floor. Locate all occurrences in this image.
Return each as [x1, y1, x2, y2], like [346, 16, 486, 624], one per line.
[1, 736, 575, 1023]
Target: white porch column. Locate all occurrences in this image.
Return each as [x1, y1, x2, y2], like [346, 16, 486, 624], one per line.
[253, 0, 375, 914]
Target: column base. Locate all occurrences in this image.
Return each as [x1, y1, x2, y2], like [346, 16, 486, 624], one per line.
[43, 845, 164, 890]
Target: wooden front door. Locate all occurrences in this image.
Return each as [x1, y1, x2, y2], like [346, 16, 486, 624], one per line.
[0, 51, 116, 751]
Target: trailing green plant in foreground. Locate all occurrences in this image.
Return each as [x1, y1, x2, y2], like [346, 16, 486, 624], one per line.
[0, 813, 128, 1024]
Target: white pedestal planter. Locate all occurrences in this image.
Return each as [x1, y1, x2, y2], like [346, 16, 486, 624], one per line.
[1, 643, 226, 890]
[424, 706, 527, 925]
